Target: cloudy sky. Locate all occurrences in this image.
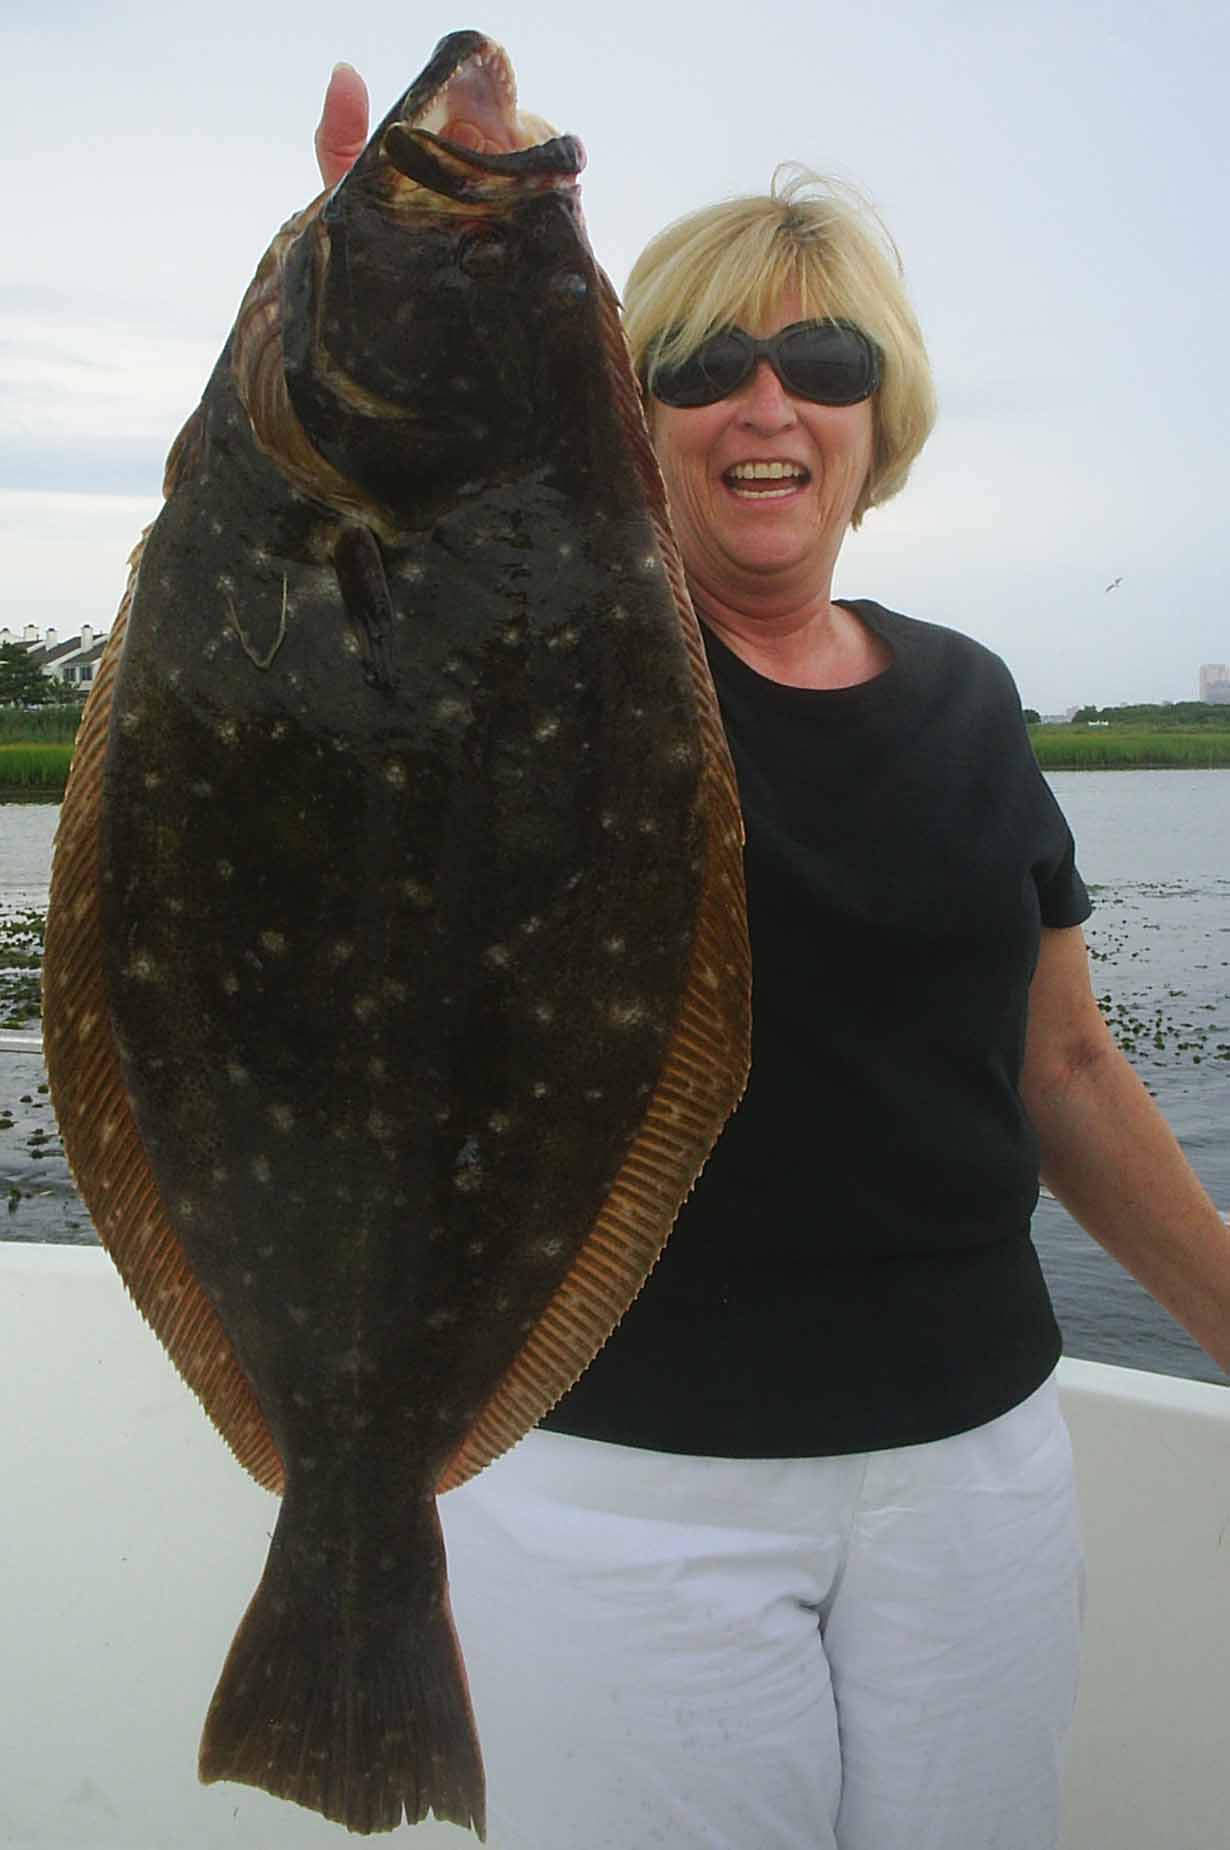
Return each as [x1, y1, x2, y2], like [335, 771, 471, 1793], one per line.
[4, 0, 1225, 713]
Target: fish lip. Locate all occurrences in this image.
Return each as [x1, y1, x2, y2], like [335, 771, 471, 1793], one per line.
[376, 30, 585, 200]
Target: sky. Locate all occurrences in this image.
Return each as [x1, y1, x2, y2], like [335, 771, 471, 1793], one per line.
[3, 0, 1226, 715]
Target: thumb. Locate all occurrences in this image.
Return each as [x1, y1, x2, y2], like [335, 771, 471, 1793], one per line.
[314, 63, 370, 188]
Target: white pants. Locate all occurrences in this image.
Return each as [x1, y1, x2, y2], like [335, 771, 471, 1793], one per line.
[440, 1373, 1085, 1850]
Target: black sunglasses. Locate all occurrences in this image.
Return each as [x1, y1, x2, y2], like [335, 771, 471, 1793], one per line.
[648, 318, 881, 409]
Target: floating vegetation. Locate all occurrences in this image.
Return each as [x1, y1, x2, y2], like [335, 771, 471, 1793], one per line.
[0, 908, 45, 1029]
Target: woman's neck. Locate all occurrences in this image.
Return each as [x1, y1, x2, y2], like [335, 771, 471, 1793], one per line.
[689, 577, 891, 691]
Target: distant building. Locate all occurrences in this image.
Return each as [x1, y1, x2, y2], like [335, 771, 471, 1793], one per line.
[1199, 663, 1230, 704]
[0, 623, 109, 693]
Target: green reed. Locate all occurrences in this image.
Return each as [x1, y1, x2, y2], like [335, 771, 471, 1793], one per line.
[0, 745, 73, 792]
[1031, 729, 1230, 770]
[0, 705, 82, 744]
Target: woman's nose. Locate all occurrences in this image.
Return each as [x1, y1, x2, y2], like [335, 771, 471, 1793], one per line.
[734, 359, 798, 429]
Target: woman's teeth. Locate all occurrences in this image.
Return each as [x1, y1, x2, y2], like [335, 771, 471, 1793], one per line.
[725, 461, 808, 498]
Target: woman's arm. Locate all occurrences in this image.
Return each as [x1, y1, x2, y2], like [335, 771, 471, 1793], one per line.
[1021, 923, 1230, 1372]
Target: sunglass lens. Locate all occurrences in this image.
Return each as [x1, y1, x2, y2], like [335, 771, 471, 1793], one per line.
[653, 330, 751, 406]
[778, 324, 878, 404]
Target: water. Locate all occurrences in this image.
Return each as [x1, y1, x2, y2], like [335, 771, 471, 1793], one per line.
[3, 775, 1228, 1380]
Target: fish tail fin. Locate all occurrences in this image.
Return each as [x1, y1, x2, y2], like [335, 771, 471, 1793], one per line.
[198, 1495, 485, 1838]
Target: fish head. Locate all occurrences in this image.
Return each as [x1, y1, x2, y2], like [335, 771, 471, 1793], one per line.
[276, 33, 612, 523]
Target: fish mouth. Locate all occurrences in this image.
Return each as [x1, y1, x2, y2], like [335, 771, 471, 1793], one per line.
[377, 31, 584, 202]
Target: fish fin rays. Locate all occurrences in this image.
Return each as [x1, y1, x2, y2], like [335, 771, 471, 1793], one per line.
[42, 544, 285, 1496]
[199, 1495, 485, 1837]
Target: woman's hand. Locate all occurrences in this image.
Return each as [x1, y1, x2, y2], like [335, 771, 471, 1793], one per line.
[315, 63, 370, 188]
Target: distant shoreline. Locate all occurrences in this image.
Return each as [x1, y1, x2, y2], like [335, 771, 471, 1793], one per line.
[1030, 728, 1230, 770]
[3, 731, 1230, 801]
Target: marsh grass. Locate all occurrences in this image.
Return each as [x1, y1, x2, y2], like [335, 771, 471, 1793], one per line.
[1031, 729, 1230, 770]
[0, 745, 73, 793]
[0, 706, 81, 744]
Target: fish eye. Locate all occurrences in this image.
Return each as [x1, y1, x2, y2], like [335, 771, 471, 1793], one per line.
[457, 230, 508, 278]
[548, 271, 589, 308]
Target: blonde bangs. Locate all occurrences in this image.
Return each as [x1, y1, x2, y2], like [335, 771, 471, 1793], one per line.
[624, 167, 937, 525]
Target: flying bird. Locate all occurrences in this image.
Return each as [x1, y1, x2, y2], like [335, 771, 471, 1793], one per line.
[1104, 577, 1123, 593]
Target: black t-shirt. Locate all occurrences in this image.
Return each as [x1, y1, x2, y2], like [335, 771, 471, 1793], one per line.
[542, 600, 1092, 1456]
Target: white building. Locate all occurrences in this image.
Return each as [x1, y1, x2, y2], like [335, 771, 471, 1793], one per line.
[0, 623, 109, 692]
[1198, 663, 1230, 704]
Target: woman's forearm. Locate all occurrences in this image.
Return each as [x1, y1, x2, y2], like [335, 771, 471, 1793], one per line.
[1030, 1040, 1230, 1373]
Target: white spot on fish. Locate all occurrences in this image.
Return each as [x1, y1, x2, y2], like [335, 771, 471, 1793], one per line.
[227, 1062, 249, 1087]
[251, 1155, 272, 1184]
[143, 771, 162, 791]
[402, 879, 433, 909]
[353, 995, 377, 1023]
[177, 1199, 195, 1220]
[400, 562, 424, 582]
[221, 973, 240, 997]
[454, 1135, 484, 1193]
[637, 817, 660, 835]
[608, 1000, 649, 1029]
[216, 719, 239, 747]
[558, 542, 573, 559]
[583, 1088, 605, 1103]
[520, 915, 543, 936]
[329, 939, 354, 965]
[384, 759, 407, 788]
[368, 1056, 388, 1081]
[483, 944, 511, 969]
[216, 859, 234, 881]
[533, 1002, 555, 1025]
[546, 624, 579, 651]
[210, 1165, 229, 1185]
[259, 929, 287, 955]
[488, 1112, 511, 1134]
[466, 1239, 486, 1257]
[531, 1080, 550, 1098]
[641, 554, 660, 572]
[342, 633, 361, 657]
[603, 936, 626, 955]
[368, 1109, 395, 1141]
[533, 715, 560, 742]
[119, 710, 142, 735]
[288, 1306, 310, 1327]
[435, 696, 471, 727]
[191, 779, 213, 798]
[268, 1104, 294, 1133]
[427, 1308, 458, 1330]
[127, 950, 160, 983]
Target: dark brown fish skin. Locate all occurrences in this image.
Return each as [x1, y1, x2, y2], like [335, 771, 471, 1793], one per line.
[43, 30, 749, 1842]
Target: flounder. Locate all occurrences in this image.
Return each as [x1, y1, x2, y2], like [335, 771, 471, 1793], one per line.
[43, 30, 750, 1839]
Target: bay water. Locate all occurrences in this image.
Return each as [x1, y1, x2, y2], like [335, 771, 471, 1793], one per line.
[3, 772, 1228, 1382]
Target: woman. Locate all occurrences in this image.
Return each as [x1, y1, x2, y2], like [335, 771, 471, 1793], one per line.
[316, 69, 1230, 1850]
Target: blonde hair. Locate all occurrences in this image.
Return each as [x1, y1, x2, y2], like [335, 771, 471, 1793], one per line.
[623, 166, 936, 526]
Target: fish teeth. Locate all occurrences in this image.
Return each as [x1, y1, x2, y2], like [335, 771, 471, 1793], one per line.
[728, 461, 806, 480]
